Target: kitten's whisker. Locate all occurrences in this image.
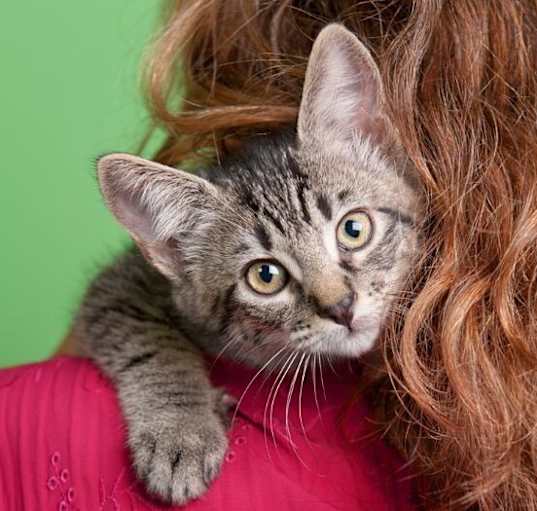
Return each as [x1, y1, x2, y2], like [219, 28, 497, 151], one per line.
[284, 353, 311, 469]
[231, 346, 287, 426]
[327, 353, 337, 375]
[211, 334, 242, 367]
[267, 352, 298, 452]
[260, 348, 290, 388]
[298, 354, 312, 445]
[235, 331, 277, 360]
[318, 353, 327, 401]
[285, 352, 305, 449]
[263, 351, 295, 456]
[312, 354, 322, 422]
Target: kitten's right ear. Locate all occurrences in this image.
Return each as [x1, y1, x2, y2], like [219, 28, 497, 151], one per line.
[97, 153, 219, 281]
[298, 24, 391, 147]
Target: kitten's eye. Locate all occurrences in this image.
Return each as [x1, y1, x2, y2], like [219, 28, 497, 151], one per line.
[337, 210, 373, 250]
[246, 260, 288, 295]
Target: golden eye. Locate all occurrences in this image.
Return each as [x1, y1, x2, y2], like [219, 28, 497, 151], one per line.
[336, 210, 373, 250]
[246, 260, 288, 295]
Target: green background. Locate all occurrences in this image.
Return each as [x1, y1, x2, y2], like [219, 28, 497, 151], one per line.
[1, 2, 163, 367]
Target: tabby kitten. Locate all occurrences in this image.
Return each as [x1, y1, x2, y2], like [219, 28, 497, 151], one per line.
[74, 24, 422, 504]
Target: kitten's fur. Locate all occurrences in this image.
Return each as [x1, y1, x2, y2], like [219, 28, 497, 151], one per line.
[74, 24, 422, 504]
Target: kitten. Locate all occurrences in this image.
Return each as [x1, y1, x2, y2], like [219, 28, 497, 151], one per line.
[74, 24, 422, 505]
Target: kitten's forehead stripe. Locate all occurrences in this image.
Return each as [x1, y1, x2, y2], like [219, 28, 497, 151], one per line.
[261, 207, 286, 234]
[316, 193, 332, 220]
[254, 223, 272, 251]
[207, 132, 332, 237]
[243, 190, 260, 213]
[288, 157, 313, 225]
[338, 189, 352, 201]
[297, 180, 312, 225]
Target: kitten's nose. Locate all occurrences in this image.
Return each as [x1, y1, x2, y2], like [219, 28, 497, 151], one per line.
[322, 292, 355, 330]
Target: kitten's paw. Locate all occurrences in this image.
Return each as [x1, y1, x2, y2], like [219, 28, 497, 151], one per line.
[130, 395, 230, 504]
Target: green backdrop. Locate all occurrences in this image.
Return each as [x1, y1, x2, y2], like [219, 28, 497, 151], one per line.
[1, 2, 162, 367]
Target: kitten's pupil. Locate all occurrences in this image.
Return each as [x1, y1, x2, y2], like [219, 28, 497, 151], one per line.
[345, 219, 363, 238]
[259, 264, 275, 283]
[246, 261, 287, 294]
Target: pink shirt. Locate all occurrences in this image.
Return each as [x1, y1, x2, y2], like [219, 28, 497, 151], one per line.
[0, 356, 417, 510]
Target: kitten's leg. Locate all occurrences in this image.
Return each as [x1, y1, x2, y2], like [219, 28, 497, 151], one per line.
[73, 251, 230, 504]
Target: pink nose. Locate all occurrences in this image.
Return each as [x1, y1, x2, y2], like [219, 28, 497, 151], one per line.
[322, 292, 355, 330]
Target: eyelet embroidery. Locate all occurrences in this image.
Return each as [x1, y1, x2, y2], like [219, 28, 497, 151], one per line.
[47, 452, 78, 510]
[99, 478, 120, 511]
[99, 468, 127, 511]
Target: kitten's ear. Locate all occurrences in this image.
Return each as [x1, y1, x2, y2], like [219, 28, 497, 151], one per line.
[97, 153, 219, 281]
[298, 24, 389, 146]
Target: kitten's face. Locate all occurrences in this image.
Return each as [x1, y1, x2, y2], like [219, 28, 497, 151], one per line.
[172, 133, 421, 363]
[97, 24, 423, 366]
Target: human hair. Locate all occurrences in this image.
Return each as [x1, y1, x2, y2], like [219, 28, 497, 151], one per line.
[141, 2, 537, 509]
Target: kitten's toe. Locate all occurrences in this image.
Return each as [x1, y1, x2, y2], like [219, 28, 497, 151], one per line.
[130, 432, 157, 480]
[143, 445, 175, 500]
[169, 423, 228, 504]
[131, 416, 228, 505]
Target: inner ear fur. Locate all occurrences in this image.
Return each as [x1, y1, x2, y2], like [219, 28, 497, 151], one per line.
[97, 153, 220, 280]
[298, 23, 392, 147]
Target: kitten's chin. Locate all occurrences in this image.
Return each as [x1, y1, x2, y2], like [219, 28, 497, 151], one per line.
[314, 326, 380, 358]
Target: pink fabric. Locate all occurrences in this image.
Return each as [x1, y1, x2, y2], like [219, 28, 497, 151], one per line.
[0, 356, 417, 510]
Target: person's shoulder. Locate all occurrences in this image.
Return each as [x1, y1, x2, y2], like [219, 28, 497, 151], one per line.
[0, 356, 146, 510]
[0, 356, 107, 392]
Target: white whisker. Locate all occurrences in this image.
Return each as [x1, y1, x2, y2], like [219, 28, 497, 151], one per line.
[318, 353, 327, 401]
[284, 353, 311, 469]
[326, 353, 337, 375]
[298, 354, 311, 445]
[231, 346, 287, 426]
[312, 354, 322, 421]
[267, 352, 298, 451]
[263, 351, 295, 457]
[211, 334, 241, 367]
[285, 352, 305, 449]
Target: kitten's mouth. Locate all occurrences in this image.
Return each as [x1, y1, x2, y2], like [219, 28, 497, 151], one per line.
[336, 316, 378, 342]
[343, 316, 361, 335]
[328, 323, 380, 358]
[346, 326, 358, 336]
[349, 314, 378, 335]
[344, 327, 364, 342]
[349, 318, 361, 334]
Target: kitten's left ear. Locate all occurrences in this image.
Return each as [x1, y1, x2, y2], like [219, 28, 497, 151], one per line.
[97, 154, 220, 281]
[298, 24, 390, 146]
